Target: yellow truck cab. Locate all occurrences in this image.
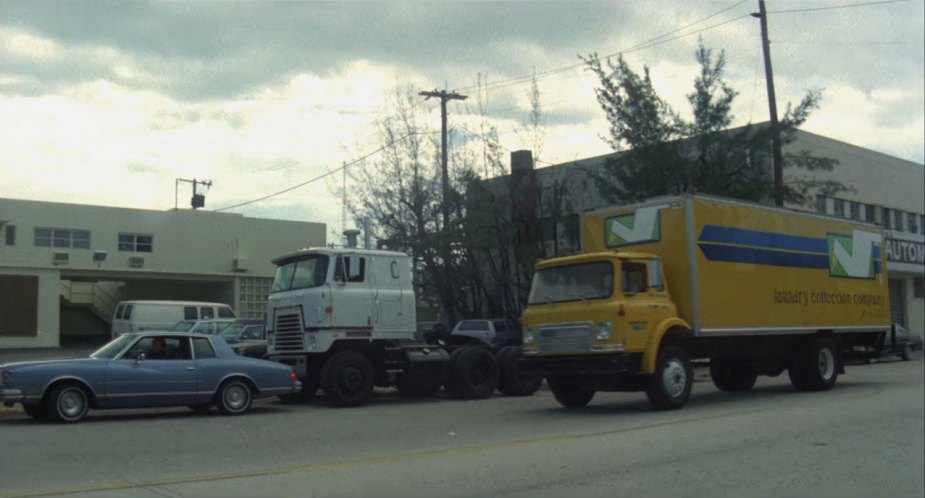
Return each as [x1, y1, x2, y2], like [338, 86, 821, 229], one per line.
[520, 195, 890, 410]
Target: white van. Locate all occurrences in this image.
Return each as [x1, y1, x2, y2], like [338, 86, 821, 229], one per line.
[111, 300, 236, 338]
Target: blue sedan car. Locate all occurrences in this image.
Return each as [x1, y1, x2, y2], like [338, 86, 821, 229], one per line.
[0, 333, 301, 423]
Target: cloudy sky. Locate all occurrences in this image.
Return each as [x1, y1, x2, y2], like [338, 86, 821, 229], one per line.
[1, 0, 922, 239]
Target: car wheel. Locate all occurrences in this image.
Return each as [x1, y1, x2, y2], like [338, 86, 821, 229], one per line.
[645, 343, 693, 410]
[45, 383, 90, 423]
[496, 347, 542, 397]
[22, 404, 46, 419]
[216, 380, 253, 415]
[900, 344, 911, 362]
[548, 377, 595, 408]
[789, 336, 839, 392]
[321, 350, 375, 408]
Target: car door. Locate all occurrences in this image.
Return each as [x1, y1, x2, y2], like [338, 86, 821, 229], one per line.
[189, 336, 226, 403]
[103, 336, 199, 408]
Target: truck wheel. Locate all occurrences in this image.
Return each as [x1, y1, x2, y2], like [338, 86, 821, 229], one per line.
[645, 344, 693, 410]
[321, 350, 375, 407]
[45, 383, 90, 423]
[497, 347, 542, 396]
[548, 378, 594, 408]
[450, 347, 499, 399]
[442, 348, 466, 392]
[789, 336, 838, 392]
[709, 362, 757, 392]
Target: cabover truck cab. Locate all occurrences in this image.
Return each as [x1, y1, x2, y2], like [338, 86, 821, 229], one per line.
[265, 247, 539, 407]
[520, 195, 890, 410]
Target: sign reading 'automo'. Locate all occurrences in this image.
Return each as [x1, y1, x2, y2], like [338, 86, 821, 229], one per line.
[885, 238, 925, 265]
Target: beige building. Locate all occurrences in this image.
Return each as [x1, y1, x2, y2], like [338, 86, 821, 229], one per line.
[509, 127, 925, 333]
[0, 199, 325, 348]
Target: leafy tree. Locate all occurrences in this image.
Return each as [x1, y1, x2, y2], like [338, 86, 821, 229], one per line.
[582, 39, 849, 206]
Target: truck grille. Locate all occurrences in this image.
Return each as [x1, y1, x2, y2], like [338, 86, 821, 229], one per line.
[273, 311, 305, 352]
[538, 323, 593, 353]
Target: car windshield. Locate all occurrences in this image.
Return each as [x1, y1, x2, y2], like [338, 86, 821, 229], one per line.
[272, 254, 329, 292]
[528, 261, 614, 304]
[89, 335, 135, 359]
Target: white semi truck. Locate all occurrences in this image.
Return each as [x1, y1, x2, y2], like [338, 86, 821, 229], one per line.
[264, 246, 540, 407]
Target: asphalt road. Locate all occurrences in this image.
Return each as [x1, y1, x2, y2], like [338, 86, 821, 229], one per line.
[1, 357, 922, 498]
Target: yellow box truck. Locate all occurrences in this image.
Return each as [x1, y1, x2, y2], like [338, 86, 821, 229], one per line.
[519, 195, 890, 410]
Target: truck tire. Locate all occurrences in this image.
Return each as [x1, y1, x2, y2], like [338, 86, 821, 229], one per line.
[449, 347, 499, 399]
[788, 336, 838, 392]
[442, 348, 466, 392]
[321, 350, 375, 407]
[645, 343, 693, 410]
[496, 347, 542, 397]
[709, 362, 758, 392]
[548, 378, 594, 408]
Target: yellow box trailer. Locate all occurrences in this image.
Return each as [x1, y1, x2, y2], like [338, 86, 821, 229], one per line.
[520, 195, 889, 410]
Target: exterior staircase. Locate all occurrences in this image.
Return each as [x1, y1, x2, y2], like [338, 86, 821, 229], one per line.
[60, 281, 123, 325]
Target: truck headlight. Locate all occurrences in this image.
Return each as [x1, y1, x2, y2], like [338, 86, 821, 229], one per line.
[596, 322, 612, 341]
[523, 329, 535, 345]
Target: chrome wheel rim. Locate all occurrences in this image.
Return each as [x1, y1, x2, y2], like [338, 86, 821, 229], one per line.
[663, 359, 688, 398]
[818, 347, 835, 380]
[224, 384, 248, 411]
[58, 388, 86, 419]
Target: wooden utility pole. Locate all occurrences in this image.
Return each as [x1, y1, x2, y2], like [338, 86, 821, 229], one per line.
[752, 0, 785, 207]
[419, 89, 468, 228]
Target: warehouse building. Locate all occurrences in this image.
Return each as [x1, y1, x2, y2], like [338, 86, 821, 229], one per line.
[0, 199, 325, 348]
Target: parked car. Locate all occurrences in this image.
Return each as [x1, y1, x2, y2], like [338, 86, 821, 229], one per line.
[170, 318, 236, 335]
[220, 319, 268, 358]
[0, 332, 301, 423]
[111, 300, 236, 338]
[449, 319, 522, 349]
[884, 323, 923, 361]
[220, 319, 266, 344]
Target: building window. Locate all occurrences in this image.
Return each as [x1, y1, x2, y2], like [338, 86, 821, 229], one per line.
[34, 228, 90, 249]
[914, 278, 924, 299]
[882, 208, 892, 229]
[815, 195, 826, 214]
[894, 210, 904, 231]
[909, 213, 919, 234]
[865, 204, 876, 223]
[833, 198, 844, 218]
[118, 233, 153, 252]
[4, 225, 14, 246]
[849, 202, 860, 220]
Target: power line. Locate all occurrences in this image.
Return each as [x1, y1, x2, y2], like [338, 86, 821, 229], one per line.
[454, 1, 750, 94]
[214, 130, 438, 212]
[766, 0, 906, 14]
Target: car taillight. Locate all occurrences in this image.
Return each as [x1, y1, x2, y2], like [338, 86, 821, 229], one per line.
[290, 370, 298, 380]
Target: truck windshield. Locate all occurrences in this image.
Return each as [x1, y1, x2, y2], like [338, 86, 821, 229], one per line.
[272, 254, 329, 292]
[528, 261, 614, 304]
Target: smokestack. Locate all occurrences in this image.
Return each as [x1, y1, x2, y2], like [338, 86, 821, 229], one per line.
[343, 229, 360, 248]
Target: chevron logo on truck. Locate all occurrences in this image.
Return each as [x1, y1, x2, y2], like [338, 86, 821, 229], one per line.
[697, 225, 882, 280]
[605, 204, 669, 247]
